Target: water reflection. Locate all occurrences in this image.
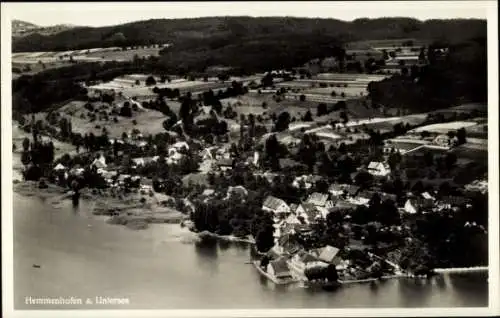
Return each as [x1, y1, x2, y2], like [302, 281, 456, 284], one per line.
[218, 240, 231, 251]
[435, 275, 448, 290]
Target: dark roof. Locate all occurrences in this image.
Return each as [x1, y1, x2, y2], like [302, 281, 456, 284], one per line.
[300, 203, 320, 221]
[218, 158, 234, 166]
[408, 197, 434, 208]
[263, 196, 288, 211]
[440, 196, 471, 207]
[307, 192, 329, 207]
[345, 185, 360, 196]
[279, 158, 303, 169]
[269, 258, 290, 274]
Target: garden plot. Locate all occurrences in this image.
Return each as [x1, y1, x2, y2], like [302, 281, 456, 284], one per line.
[411, 121, 479, 134]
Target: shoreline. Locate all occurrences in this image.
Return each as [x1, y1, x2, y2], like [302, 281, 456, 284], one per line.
[196, 230, 256, 244]
[12, 179, 490, 278]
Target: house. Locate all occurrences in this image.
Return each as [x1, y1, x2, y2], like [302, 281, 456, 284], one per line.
[267, 258, 293, 280]
[288, 251, 328, 280]
[217, 158, 234, 171]
[329, 184, 347, 197]
[225, 186, 248, 200]
[464, 179, 488, 194]
[296, 203, 321, 224]
[421, 192, 435, 201]
[53, 163, 66, 171]
[200, 147, 216, 161]
[306, 192, 329, 207]
[274, 233, 301, 255]
[292, 176, 313, 189]
[404, 198, 434, 214]
[367, 161, 391, 177]
[348, 194, 370, 206]
[315, 245, 343, 266]
[383, 140, 427, 155]
[69, 167, 85, 176]
[432, 134, 451, 148]
[171, 141, 189, 152]
[91, 155, 107, 169]
[345, 185, 361, 197]
[438, 196, 472, 210]
[262, 196, 290, 215]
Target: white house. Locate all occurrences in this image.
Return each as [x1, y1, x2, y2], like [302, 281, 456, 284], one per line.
[306, 192, 332, 208]
[262, 196, 290, 215]
[328, 184, 347, 197]
[367, 161, 391, 177]
[432, 134, 451, 148]
[53, 163, 66, 171]
[171, 141, 189, 152]
[404, 198, 434, 214]
[91, 155, 107, 169]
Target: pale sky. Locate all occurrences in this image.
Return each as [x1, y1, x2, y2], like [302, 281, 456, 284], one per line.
[3, 1, 493, 28]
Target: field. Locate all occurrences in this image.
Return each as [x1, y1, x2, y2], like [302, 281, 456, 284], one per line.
[411, 121, 480, 134]
[303, 86, 368, 97]
[56, 101, 169, 139]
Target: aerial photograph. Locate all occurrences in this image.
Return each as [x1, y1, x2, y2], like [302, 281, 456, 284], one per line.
[3, 1, 497, 316]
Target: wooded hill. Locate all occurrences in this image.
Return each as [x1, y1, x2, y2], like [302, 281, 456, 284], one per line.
[12, 17, 486, 53]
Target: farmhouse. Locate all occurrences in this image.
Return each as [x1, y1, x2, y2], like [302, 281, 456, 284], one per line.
[296, 203, 321, 224]
[404, 198, 434, 214]
[306, 192, 329, 207]
[262, 196, 290, 215]
[367, 161, 391, 177]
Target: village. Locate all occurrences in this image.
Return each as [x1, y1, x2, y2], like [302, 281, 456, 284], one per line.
[13, 39, 489, 289]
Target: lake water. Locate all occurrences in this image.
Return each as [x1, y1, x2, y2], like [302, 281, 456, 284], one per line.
[13, 192, 488, 310]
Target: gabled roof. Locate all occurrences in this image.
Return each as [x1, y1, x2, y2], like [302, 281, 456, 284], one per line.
[345, 185, 360, 196]
[318, 245, 341, 264]
[329, 183, 347, 193]
[300, 203, 320, 221]
[306, 192, 329, 207]
[439, 196, 471, 207]
[407, 197, 434, 209]
[269, 258, 290, 275]
[227, 185, 248, 197]
[54, 163, 66, 171]
[263, 196, 288, 211]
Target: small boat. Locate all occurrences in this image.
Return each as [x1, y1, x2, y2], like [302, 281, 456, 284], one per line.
[32, 264, 41, 268]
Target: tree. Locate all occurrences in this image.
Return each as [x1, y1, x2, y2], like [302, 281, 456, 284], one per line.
[456, 128, 467, 145]
[340, 111, 349, 125]
[145, 76, 156, 86]
[303, 110, 313, 122]
[299, 94, 306, 102]
[255, 227, 274, 252]
[274, 112, 291, 132]
[445, 153, 457, 170]
[22, 137, 30, 152]
[317, 103, 328, 116]
[135, 79, 140, 86]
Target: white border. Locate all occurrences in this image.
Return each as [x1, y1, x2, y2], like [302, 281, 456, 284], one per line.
[2, 2, 499, 317]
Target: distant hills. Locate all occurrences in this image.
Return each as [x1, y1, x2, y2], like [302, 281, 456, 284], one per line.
[12, 19, 78, 39]
[12, 17, 486, 53]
